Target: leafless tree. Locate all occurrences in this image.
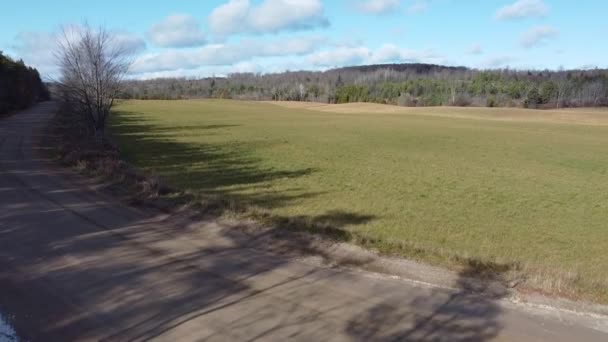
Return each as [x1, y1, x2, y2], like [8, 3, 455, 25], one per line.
[579, 81, 605, 106]
[56, 25, 133, 142]
[554, 75, 572, 109]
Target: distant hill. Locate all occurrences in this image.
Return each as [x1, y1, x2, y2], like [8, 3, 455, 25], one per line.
[121, 62, 607, 109]
[331, 63, 469, 74]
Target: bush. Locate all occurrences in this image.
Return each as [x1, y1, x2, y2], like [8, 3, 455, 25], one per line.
[524, 87, 542, 108]
[397, 93, 417, 107]
[419, 94, 443, 106]
[486, 96, 496, 108]
[453, 94, 472, 107]
[540, 81, 556, 104]
[336, 85, 369, 103]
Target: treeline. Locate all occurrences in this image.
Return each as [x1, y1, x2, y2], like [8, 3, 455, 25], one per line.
[0, 51, 50, 114]
[120, 63, 608, 109]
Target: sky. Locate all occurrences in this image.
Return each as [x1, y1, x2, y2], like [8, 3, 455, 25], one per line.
[1, 0, 607, 80]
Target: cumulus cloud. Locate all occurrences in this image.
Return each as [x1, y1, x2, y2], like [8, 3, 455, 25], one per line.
[11, 32, 57, 66]
[371, 44, 440, 63]
[131, 61, 262, 80]
[133, 39, 443, 76]
[9, 31, 58, 78]
[132, 35, 326, 73]
[495, 0, 548, 20]
[520, 25, 558, 48]
[307, 44, 441, 67]
[113, 32, 147, 53]
[147, 14, 205, 48]
[208, 0, 329, 36]
[353, 0, 401, 15]
[307, 46, 370, 66]
[10, 27, 145, 78]
[208, 0, 249, 36]
[59, 25, 146, 53]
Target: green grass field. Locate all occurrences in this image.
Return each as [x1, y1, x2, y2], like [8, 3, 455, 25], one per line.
[110, 100, 608, 302]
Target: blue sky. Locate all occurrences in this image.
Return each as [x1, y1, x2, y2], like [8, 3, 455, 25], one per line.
[2, 0, 607, 79]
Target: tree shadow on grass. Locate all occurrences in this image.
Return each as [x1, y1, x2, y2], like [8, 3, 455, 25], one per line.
[109, 110, 320, 212]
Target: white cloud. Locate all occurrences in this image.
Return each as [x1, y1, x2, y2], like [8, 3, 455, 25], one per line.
[467, 44, 483, 55]
[520, 25, 558, 48]
[208, 0, 249, 36]
[51, 24, 146, 54]
[147, 14, 205, 48]
[354, 0, 401, 15]
[208, 0, 329, 36]
[9, 31, 58, 78]
[130, 61, 261, 80]
[113, 32, 147, 53]
[131, 40, 448, 78]
[371, 44, 440, 63]
[9, 27, 145, 79]
[368, 44, 402, 62]
[132, 35, 326, 73]
[307, 44, 442, 67]
[57, 25, 146, 54]
[248, 0, 328, 32]
[307, 46, 370, 66]
[230, 61, 261, 73]
[495, 0, 548, 20]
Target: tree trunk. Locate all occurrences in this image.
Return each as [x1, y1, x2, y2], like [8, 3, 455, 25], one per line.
[94, 121, 105, 144]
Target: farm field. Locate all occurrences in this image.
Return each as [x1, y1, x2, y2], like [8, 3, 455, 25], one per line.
[109, 100, 608, 302]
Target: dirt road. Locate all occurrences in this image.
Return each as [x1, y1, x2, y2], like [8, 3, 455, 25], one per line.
[0, 103, 606, 341]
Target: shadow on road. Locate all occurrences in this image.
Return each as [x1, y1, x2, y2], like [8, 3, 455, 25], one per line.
[345, 261, 506, 341]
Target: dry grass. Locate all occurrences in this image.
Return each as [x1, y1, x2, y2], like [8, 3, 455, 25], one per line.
[266, 101, 608, 126]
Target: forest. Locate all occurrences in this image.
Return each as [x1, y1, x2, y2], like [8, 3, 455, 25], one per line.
[0, 51, 50, 115]
[119, 63, 608, 109]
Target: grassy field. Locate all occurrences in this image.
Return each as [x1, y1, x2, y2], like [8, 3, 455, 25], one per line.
[109, 100, 608, 302]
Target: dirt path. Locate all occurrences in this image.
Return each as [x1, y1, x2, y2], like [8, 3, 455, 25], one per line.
[0, 103, 606, 341]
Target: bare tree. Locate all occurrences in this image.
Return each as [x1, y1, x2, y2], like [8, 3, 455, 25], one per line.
[56, 25, 132, 142]
[554, 75, 572, 109]
[580, 81, 605, 106]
